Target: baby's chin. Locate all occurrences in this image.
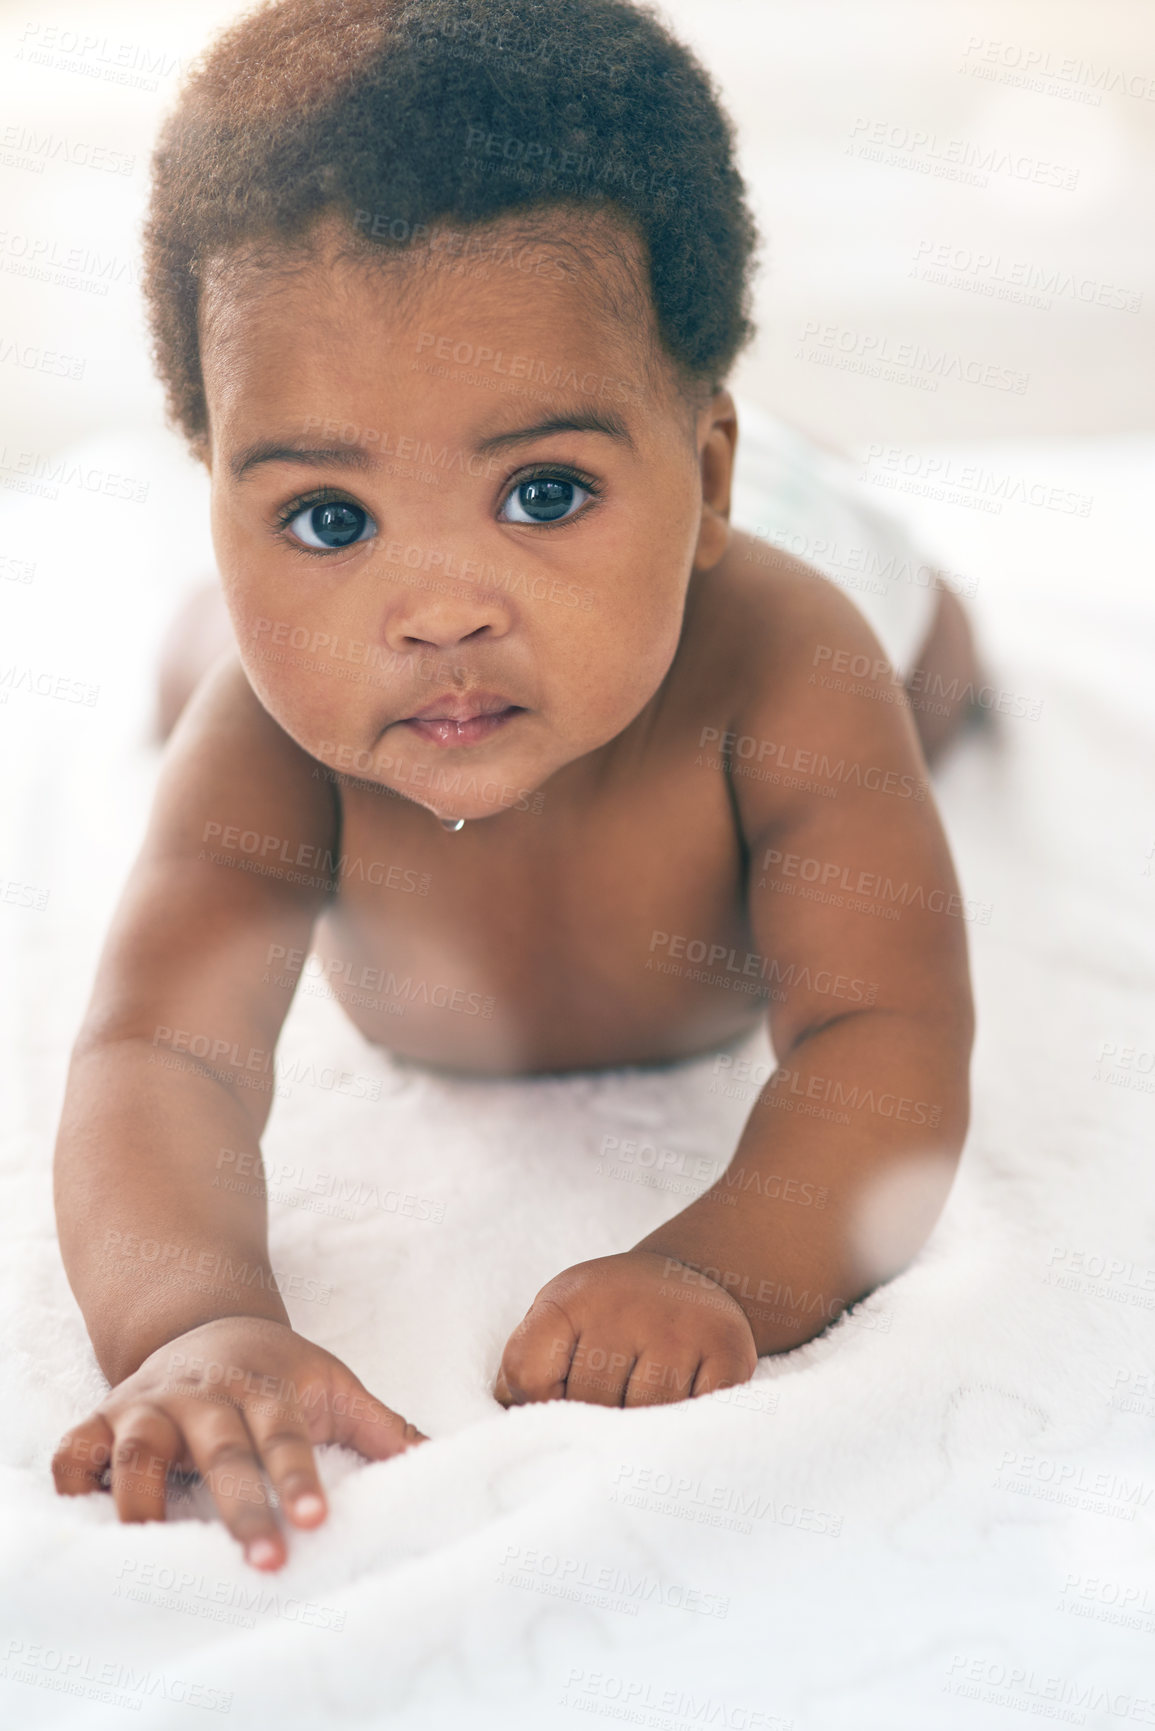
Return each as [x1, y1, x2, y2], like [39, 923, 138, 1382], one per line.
[398, 748, 575, 825]
[390, 727, 619, 825]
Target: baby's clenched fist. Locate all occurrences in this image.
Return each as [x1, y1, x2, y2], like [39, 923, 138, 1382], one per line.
[495, 1250, 758, 1409]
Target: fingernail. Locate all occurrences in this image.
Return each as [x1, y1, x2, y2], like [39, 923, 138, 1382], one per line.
[246, 1538, 280, 1569]
[291, 1493, 325, 1523]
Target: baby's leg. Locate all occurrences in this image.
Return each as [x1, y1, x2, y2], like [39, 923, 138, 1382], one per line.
[154, 580, 234, 741]
[904, 584, 986, 765]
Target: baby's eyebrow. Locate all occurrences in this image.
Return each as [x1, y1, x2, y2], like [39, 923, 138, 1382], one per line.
[472, 410, 636, 456]
[230, 443, 379, 483]
[229, 409, 635, 483]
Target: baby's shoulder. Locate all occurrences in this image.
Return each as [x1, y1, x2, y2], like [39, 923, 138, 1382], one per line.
[689, 525, 895, 737]
[673, 525, 929, 848]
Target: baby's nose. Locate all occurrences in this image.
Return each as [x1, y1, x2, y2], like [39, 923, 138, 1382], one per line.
[374, 547, 513, 652]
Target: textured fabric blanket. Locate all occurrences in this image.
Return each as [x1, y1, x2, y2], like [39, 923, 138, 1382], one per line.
[2, 419, 1153, 1730]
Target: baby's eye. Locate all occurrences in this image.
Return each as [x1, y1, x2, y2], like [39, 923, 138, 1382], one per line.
[500, 474, 593, 526]
[285, 498, 378, 550]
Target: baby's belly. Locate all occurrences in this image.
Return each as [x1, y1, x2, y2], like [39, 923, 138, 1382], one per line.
[309, 910, 768, 1076]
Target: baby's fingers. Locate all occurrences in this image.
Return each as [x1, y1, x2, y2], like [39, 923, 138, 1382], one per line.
[244, 1395, 327, 1533]
[180, 1402, 283, 1570]
[624, 1348, 702, 1408]
[691, 1338, 759, 1399]
[107, 1403, 185, 1522]
[322, 1370, 428, 1462]
[52, 1413, 115, 1497]
[495, 1301, 576, 1406]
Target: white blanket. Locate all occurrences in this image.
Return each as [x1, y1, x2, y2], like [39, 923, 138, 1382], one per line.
[2, 420, 1154, 1730]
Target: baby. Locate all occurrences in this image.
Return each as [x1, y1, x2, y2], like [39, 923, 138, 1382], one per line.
[52, 0, 977, 1572]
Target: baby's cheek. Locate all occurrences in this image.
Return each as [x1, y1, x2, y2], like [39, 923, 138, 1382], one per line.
[605, 605, 681, 716]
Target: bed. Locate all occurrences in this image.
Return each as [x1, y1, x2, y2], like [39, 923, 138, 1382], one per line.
[2, 416, 1153, 1729]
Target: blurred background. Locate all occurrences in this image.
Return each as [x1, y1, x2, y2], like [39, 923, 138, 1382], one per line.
[0, 0, 1151, 465]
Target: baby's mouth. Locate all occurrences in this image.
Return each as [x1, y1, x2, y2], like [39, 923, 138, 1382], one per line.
[399, 692, 526, 748]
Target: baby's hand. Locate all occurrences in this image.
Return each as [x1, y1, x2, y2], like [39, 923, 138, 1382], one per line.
[52, 1315, 425, 1569]
[494, 1250, 758, 1409]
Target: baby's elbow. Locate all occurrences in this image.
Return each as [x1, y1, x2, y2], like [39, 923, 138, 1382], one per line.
[851, 1137, 963, 1292]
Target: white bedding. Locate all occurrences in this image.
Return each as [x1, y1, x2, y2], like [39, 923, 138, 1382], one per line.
[2, 418, 1154, 1730]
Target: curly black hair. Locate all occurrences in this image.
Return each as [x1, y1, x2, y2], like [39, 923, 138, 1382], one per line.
[142, 0, 764, 455]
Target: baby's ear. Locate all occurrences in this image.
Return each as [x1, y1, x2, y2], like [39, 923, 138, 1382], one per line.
[692, 391, 738, 570]
[692, 500, 732, 572]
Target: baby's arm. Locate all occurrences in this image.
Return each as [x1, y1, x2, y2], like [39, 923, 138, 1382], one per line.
[497, 566, 973, 1402]
[52, 652, 422, 1565]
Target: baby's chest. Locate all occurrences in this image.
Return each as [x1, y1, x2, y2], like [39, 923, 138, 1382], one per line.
[312, 751, 764, 1073]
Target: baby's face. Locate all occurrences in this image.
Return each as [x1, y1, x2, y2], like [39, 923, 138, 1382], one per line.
[199, 211, 734, 823]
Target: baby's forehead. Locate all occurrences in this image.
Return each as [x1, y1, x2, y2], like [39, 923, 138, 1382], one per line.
[198, 209, 666, 399]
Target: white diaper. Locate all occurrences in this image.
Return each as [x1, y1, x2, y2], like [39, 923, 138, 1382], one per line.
[728, 394, 940, 679]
